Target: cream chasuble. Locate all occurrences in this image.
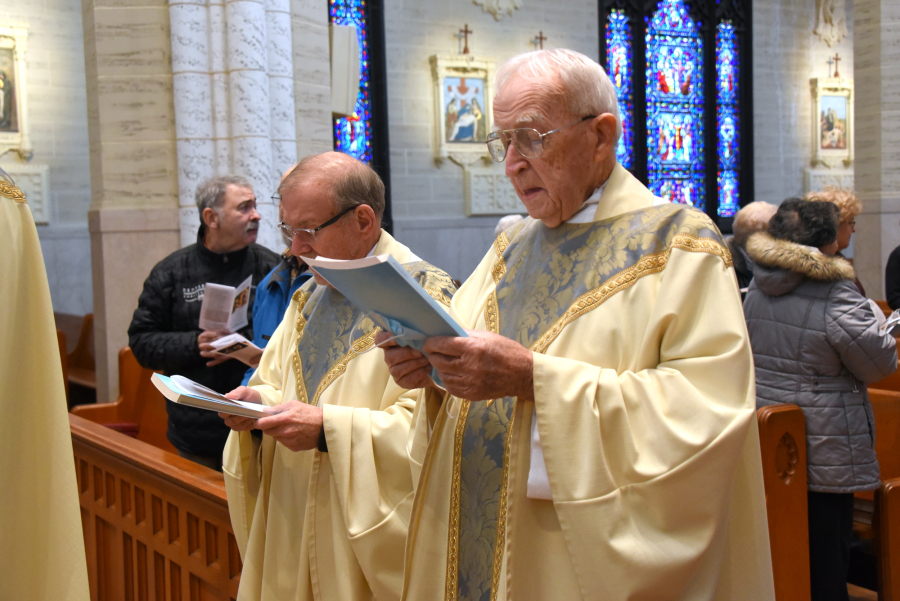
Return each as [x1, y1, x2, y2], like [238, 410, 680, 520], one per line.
[223, 231, 457, 601]
[402, 165, 775, 601]
[0, 183, 90, 601]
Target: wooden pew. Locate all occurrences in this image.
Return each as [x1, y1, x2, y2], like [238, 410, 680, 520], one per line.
[67, 313, 96, 390]
[862, 389, 900, 599]
[757, 404, 811, 601]
[70, 413, 241, 600]
[73, 347, 177, 454]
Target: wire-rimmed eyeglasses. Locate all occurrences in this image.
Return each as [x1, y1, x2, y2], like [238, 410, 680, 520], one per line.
[277, 204, 359, 246]
[485, 115, 597, 162]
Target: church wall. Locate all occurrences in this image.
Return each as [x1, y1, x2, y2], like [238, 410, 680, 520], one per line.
[0, 0, 94, 315]
[385, 0, 598, 281]
[752, 0, 855, 206]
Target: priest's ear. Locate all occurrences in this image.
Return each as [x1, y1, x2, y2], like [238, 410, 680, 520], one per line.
[202, 207, 220, 229]
[590, 113, 619, 164]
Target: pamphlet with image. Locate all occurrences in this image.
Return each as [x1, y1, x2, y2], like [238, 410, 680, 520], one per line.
[199, 275, 252, 332]
[882, 308, 900, 336]
[210, 332, 263, 366]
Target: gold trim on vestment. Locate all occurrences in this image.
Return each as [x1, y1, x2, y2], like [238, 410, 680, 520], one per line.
[489, 400, 515, 600]
[443, 231, 731, 600]
[0, 181, 26, 203]
[310, 329, 379, 406]
[290, 291, 311, 405]
[444, 399, 470, 601]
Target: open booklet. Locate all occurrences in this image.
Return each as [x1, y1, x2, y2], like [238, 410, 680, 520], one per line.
[302, 254, 467, 339]
[210, 333, 263, 366]
[151, 373, 268, 418]
[199, 274, 252, 332]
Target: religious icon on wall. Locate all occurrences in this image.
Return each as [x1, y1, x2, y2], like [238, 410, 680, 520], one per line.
[810, 77, 853, 168]
[443, 76, 487, 143]
[819, 95, 847, 150]
[0, 24, 30, 160]
[430, 54, 496, 166]
[0, 48, 18, 132]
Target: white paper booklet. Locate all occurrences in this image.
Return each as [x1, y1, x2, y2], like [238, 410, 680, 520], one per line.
[210, 333, 263, 366]
[882, 308, 900, 336]
[151, 373, 268, 418]
[199, 275, 252, 332]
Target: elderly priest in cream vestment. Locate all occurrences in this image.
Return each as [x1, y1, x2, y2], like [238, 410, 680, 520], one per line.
[379, 49, 775, 601]
[220, 153, 457, 600]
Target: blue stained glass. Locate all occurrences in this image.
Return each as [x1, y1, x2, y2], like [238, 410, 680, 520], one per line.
[716, 21, 740, 217]
[606, 9, 634, 169]
[645, 0, 705, 210]
[330, 0, 372, 163]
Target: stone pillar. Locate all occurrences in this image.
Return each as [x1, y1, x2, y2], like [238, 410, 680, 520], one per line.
[82, 0, 180, 402]
[853, 0, 900, 297]
[168, 0, 296, 251]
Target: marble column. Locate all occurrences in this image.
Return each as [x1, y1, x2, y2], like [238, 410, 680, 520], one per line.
[168, 0, 296, 250]
[853, 0, 900, 297]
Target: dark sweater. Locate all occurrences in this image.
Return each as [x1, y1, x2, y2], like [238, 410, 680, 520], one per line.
[128, 229, 278, 456]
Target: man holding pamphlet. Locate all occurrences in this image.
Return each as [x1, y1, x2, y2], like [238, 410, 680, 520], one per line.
[128, 175, 278, 470]
[218, 152, 458, 601]
[378, 49, 776, 600]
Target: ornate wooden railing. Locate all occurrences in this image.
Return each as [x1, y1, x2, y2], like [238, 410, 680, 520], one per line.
[70, 414, 240, 601]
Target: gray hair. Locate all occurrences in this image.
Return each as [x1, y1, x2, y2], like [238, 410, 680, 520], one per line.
[279, 153, 385, 218]
[495, 48, 622, 141]
[733, 201, 778, 248]
[195, 175, 252, 215]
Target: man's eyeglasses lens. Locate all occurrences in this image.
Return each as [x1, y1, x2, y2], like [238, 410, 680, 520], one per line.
[486, 129, 542, 162]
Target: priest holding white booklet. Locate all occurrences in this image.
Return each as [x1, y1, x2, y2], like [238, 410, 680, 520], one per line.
[218, 152, 458, 601]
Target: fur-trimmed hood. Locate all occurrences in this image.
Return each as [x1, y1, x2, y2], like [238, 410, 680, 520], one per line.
[745, 232, 855, 296]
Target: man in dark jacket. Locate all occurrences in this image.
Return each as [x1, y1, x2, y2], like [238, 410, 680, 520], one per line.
[128, 175, 279, 469]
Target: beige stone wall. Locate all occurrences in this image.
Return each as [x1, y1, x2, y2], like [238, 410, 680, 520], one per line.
[0, 0, 95, 315]
[853, 0, 900, 298]
[291, 0, 334, 159]
[82, 0, 180, 401]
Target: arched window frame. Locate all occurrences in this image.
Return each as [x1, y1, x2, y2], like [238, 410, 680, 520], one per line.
[599, 0, 753, 229]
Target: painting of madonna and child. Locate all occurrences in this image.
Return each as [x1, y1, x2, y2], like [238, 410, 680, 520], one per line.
[443, 76, 487, 143]
[820, 94, 848, 150]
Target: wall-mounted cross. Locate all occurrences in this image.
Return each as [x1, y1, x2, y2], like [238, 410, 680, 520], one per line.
[532, 31, 547, 51]
[459, 24, 472, 55]
[832, 53, 841, 77]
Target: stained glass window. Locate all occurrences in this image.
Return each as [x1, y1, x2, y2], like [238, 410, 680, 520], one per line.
[716, 21, 740, 217]
[329, 0, 372, 162]
[606, 9, 634, 169]
[645, 0, 705, 210]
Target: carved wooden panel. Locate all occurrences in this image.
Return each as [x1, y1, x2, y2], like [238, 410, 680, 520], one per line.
[70, 414, 240, 601]
[757, 405, 811, 601]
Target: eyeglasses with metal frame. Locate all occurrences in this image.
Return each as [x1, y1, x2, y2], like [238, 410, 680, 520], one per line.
[277, 204, 359, 245]
[485, 115, 597, 163]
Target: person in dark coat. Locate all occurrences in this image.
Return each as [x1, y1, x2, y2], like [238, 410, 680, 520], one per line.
[743, 198, 897, 601]
[128, 175, 279, 470]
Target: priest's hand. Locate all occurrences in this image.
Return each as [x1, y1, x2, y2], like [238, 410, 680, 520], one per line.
[375, 331, 438, 391]
[199, 330, 231, 367]
[255, 401, 324, 452]
[219, 386, 264, 431]
[424, 330, 534, 402]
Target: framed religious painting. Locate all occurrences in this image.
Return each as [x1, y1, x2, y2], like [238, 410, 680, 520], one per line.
[430, 54, 496, 167]
[810, 78, 853, 168]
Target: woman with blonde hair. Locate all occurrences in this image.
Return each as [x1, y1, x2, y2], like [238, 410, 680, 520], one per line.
[805, 186, 864, 294]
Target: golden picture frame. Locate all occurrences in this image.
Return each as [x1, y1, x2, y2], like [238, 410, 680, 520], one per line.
[810, 77, 853, 169]
[430, 54, 496, 167]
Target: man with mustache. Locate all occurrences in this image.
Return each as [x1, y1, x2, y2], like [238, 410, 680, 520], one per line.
[129, 175, 279, 470]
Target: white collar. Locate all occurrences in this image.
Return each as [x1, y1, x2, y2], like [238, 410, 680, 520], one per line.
[565, 182, 607, 224]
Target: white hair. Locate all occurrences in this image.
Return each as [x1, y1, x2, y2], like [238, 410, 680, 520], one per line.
[495, 48, 622, 141]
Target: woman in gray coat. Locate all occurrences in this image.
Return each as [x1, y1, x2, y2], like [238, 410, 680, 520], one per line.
[744, 198, 897, 601]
